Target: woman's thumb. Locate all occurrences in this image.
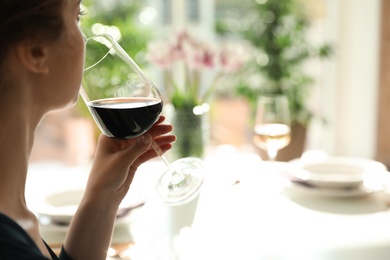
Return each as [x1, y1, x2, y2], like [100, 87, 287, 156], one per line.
[137, 133, 152, 150]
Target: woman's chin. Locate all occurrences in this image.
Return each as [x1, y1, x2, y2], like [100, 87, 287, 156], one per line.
[69, 95, 80, 108]
[54, 95, 80, 112]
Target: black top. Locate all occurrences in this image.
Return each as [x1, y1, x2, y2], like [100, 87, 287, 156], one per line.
[0, 213, 72, 259]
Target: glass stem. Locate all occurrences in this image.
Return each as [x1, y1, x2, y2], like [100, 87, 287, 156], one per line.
[152, 142, 184, 185]
[267, 148, 278, 161]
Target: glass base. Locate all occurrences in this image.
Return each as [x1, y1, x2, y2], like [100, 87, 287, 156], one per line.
[156, 157, 206, 206]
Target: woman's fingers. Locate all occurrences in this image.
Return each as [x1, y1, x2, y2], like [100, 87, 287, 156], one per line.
[132, 134, 175, 166]
[147, 124, 173, 138]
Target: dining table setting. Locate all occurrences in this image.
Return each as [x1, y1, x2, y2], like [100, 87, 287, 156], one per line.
[26, 146, 390, 260]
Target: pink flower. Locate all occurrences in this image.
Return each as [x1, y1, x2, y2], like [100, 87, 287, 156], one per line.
[184, 41, 216, 70]
[146, 30, 250, 105]
[146, 41, 176, 69]
[219, 42, 251, 73]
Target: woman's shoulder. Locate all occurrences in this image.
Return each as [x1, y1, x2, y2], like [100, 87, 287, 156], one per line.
[0, 213, 52, 259]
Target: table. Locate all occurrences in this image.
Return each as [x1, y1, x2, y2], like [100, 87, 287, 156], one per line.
[192, 153, 390, 260]
[26, 148, 390, 260]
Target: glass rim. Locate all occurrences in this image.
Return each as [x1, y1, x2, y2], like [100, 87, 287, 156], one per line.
[83, 34, 115, 72]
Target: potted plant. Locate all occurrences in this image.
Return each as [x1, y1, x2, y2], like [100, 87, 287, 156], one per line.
[146, 30, 250, 159]
[217, 0, 332, 160]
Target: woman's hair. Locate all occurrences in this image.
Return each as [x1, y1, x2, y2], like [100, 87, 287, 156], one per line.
[0, 0, 66, 68]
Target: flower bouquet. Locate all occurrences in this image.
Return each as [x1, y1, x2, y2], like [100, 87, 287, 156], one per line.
[147, 30, 250, 158]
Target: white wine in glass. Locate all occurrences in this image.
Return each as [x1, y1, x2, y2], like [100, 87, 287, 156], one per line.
[253, 95, 291, 161]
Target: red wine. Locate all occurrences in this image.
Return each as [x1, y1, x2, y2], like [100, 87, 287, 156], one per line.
[87, 97, 163, 139]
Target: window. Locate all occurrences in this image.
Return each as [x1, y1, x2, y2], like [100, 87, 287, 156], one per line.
[162, 0, 172, 25]
[187, 0, 199, 23]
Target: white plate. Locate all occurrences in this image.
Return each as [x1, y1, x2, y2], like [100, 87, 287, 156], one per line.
[287, 177, 386, 197]
[29, 188, 83, 228]
[39, 207, 143, 245]
[288, 156, 387, 189]
[30, 188, 145, 227]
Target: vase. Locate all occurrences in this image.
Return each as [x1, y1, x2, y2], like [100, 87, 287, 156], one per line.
[169, 104, 209, 160]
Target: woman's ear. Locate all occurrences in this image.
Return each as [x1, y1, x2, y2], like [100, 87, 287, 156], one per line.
[15, 41, 49, 74]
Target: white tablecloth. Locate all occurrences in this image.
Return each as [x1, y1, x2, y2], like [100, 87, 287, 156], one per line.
[26, 149, 390, 260]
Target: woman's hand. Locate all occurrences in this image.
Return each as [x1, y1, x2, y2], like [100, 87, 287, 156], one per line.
[86, 116, 175, 205]
[64, 116, 175, 260]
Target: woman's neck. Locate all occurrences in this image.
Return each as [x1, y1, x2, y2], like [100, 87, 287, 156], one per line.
[0, 55, 55, 259]
[0, 83, 41, 218]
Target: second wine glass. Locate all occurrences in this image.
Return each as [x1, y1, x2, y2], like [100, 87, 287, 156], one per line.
[253, 95, 291, 161]
[81, 34, 205, 206]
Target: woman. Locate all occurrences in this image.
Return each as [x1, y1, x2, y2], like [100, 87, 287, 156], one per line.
[0, 0, 175, 259]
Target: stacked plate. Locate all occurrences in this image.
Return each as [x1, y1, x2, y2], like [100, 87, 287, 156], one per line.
[30, 188, 145, 246]
[286, 156, 389, 197]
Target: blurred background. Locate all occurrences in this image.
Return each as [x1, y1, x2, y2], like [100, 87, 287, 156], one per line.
[30, 0, 389, 168]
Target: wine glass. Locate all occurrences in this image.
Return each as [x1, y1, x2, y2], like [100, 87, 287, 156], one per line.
[81, 34, 205, 206]
[253, 95, 291, 161]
